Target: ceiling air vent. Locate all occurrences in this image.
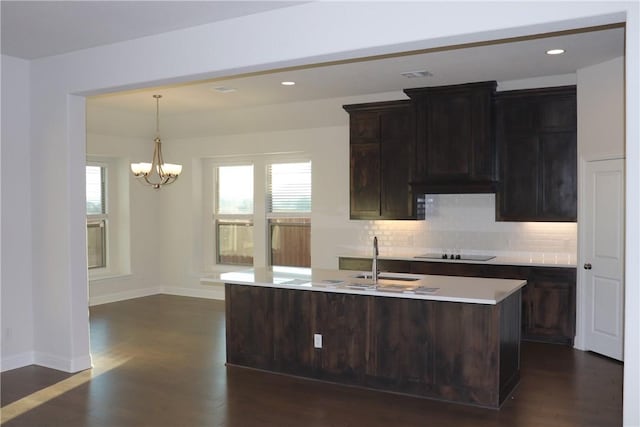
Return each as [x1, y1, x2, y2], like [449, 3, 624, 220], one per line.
[212, 86, 237, 93]
[400, 70, 433, 78]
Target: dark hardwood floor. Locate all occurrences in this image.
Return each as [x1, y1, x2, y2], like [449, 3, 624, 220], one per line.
[1, 294, 622, 427]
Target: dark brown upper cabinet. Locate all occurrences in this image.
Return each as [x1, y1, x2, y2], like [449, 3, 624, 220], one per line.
[404, 81, 497, 194]
[344, 101, 422, 220]
[495, 86, 577, 222]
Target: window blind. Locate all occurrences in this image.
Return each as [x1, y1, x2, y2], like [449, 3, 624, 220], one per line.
[86, 165, 105, 215]
[267, 162, 311, 213]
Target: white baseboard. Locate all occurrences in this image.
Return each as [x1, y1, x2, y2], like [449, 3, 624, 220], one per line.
[32, 352, 73, 372]
[89, 287, 161, 306]
[1, 351, 35, 372]
[69, 354, 93, 372]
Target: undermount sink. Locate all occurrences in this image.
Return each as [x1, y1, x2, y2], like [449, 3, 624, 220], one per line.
[352, 273, 420, 282]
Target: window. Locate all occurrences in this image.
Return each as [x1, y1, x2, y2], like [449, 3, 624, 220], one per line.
[267, 162, 311, 267]
[86, 165, 107, 269]
[214, 165, 254, 265]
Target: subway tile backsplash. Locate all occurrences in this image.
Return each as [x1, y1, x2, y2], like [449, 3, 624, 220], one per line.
[347, 194, 577, 257]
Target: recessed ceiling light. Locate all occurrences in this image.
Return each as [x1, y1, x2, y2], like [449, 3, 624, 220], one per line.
[281, 81, 296, 86]
[546, 49, 565, 55]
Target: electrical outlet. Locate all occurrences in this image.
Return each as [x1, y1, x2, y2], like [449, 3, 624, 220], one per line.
[314, 333, 322, 349]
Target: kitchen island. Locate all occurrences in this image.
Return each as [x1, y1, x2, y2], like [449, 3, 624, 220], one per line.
[202, 268, 526, 408]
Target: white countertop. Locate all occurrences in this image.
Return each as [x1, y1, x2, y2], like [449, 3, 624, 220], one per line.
[340, 252, 576, 268]
[201, 267, 526, 305]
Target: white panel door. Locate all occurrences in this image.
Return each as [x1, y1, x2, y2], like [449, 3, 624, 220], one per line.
[584, 158, 625, 361]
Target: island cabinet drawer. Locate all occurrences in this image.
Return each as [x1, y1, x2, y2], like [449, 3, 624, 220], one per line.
[225, 283, 521, 408]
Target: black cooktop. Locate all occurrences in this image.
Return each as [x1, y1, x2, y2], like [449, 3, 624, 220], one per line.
[415, 253, 496, 262]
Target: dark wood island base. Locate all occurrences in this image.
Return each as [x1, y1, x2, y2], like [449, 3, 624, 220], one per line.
[225, 283, 521, 409]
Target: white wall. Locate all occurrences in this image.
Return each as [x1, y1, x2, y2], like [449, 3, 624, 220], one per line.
[577, 57, 625, 159]
[1, 55, 35, 370]
[3, 1, 638, 425]
[85, 134, 163, 305]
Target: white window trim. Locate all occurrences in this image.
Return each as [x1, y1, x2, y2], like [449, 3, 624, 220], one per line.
[87, 156, 131, 281]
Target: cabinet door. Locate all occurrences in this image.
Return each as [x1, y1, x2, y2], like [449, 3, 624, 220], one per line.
[225, 284, 274, 370]
[538, 94, 576, 132]
[311, 292, 368, 383]
[272, 288, 313, 376]
[350, 111, 379, 141]
[367, 296, 434, 394]
[540, 132, 577, 220]
[496, 86, 576, 222]
[380, 108, 414, 218]
[498, 134, 540, 220]
[350, 142, 380, 218]
[426, 92, 472, 178]
[524, 269, 576, 344]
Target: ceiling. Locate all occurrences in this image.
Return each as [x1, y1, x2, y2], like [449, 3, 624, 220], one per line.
[1, 2, 625, 116]
[0, 1, 301, 59]
[89, 26, 624, 115]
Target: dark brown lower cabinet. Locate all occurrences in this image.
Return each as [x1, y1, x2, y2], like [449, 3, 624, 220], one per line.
[311, 292, 368, 383]
[272, 288, 313, 376]
[338, 257, 576, 345]
[225, 283, 521, 408]
[365, 297, 435, 395]
[523, 268, 576, 344]
[225, 284, 274, 370]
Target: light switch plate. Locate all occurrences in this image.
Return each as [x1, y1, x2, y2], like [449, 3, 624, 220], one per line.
[314, 333, 322, 349]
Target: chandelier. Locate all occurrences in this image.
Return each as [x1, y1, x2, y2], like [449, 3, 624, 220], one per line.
[130, 94, 182, 189]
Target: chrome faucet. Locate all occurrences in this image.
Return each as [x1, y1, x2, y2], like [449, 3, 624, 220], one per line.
[372, 236, 379, 284]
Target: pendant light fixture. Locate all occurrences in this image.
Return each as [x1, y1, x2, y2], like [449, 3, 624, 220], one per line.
[130, 94, 182, 189]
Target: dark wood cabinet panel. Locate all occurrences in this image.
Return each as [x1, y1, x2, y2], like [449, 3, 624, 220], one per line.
[349, 143, 380, 217]
[538, 94, 576, 131]
[425, 93, 472, 177]
[225, 283, 520, 408]
[225, 284, 275, 370]
[311, 292, 369, 383]
[500, 135, 539, 218]
[380, 108, 414, 218]
[272, 288, 313, 376]
[405, 81, 497, 193]
[349, 111, 379, 141]
[539, 132, 577, 218]
[433, 300, 501, 405]
[344, 101, 419, 220]
[496, 86, 577, 221]
[524, 268, 576, 344]
[340, 257, 576, 345]
[366, 296, 435, 394]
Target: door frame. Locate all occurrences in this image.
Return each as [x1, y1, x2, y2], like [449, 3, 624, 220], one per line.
[575, 155, 626, 352]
